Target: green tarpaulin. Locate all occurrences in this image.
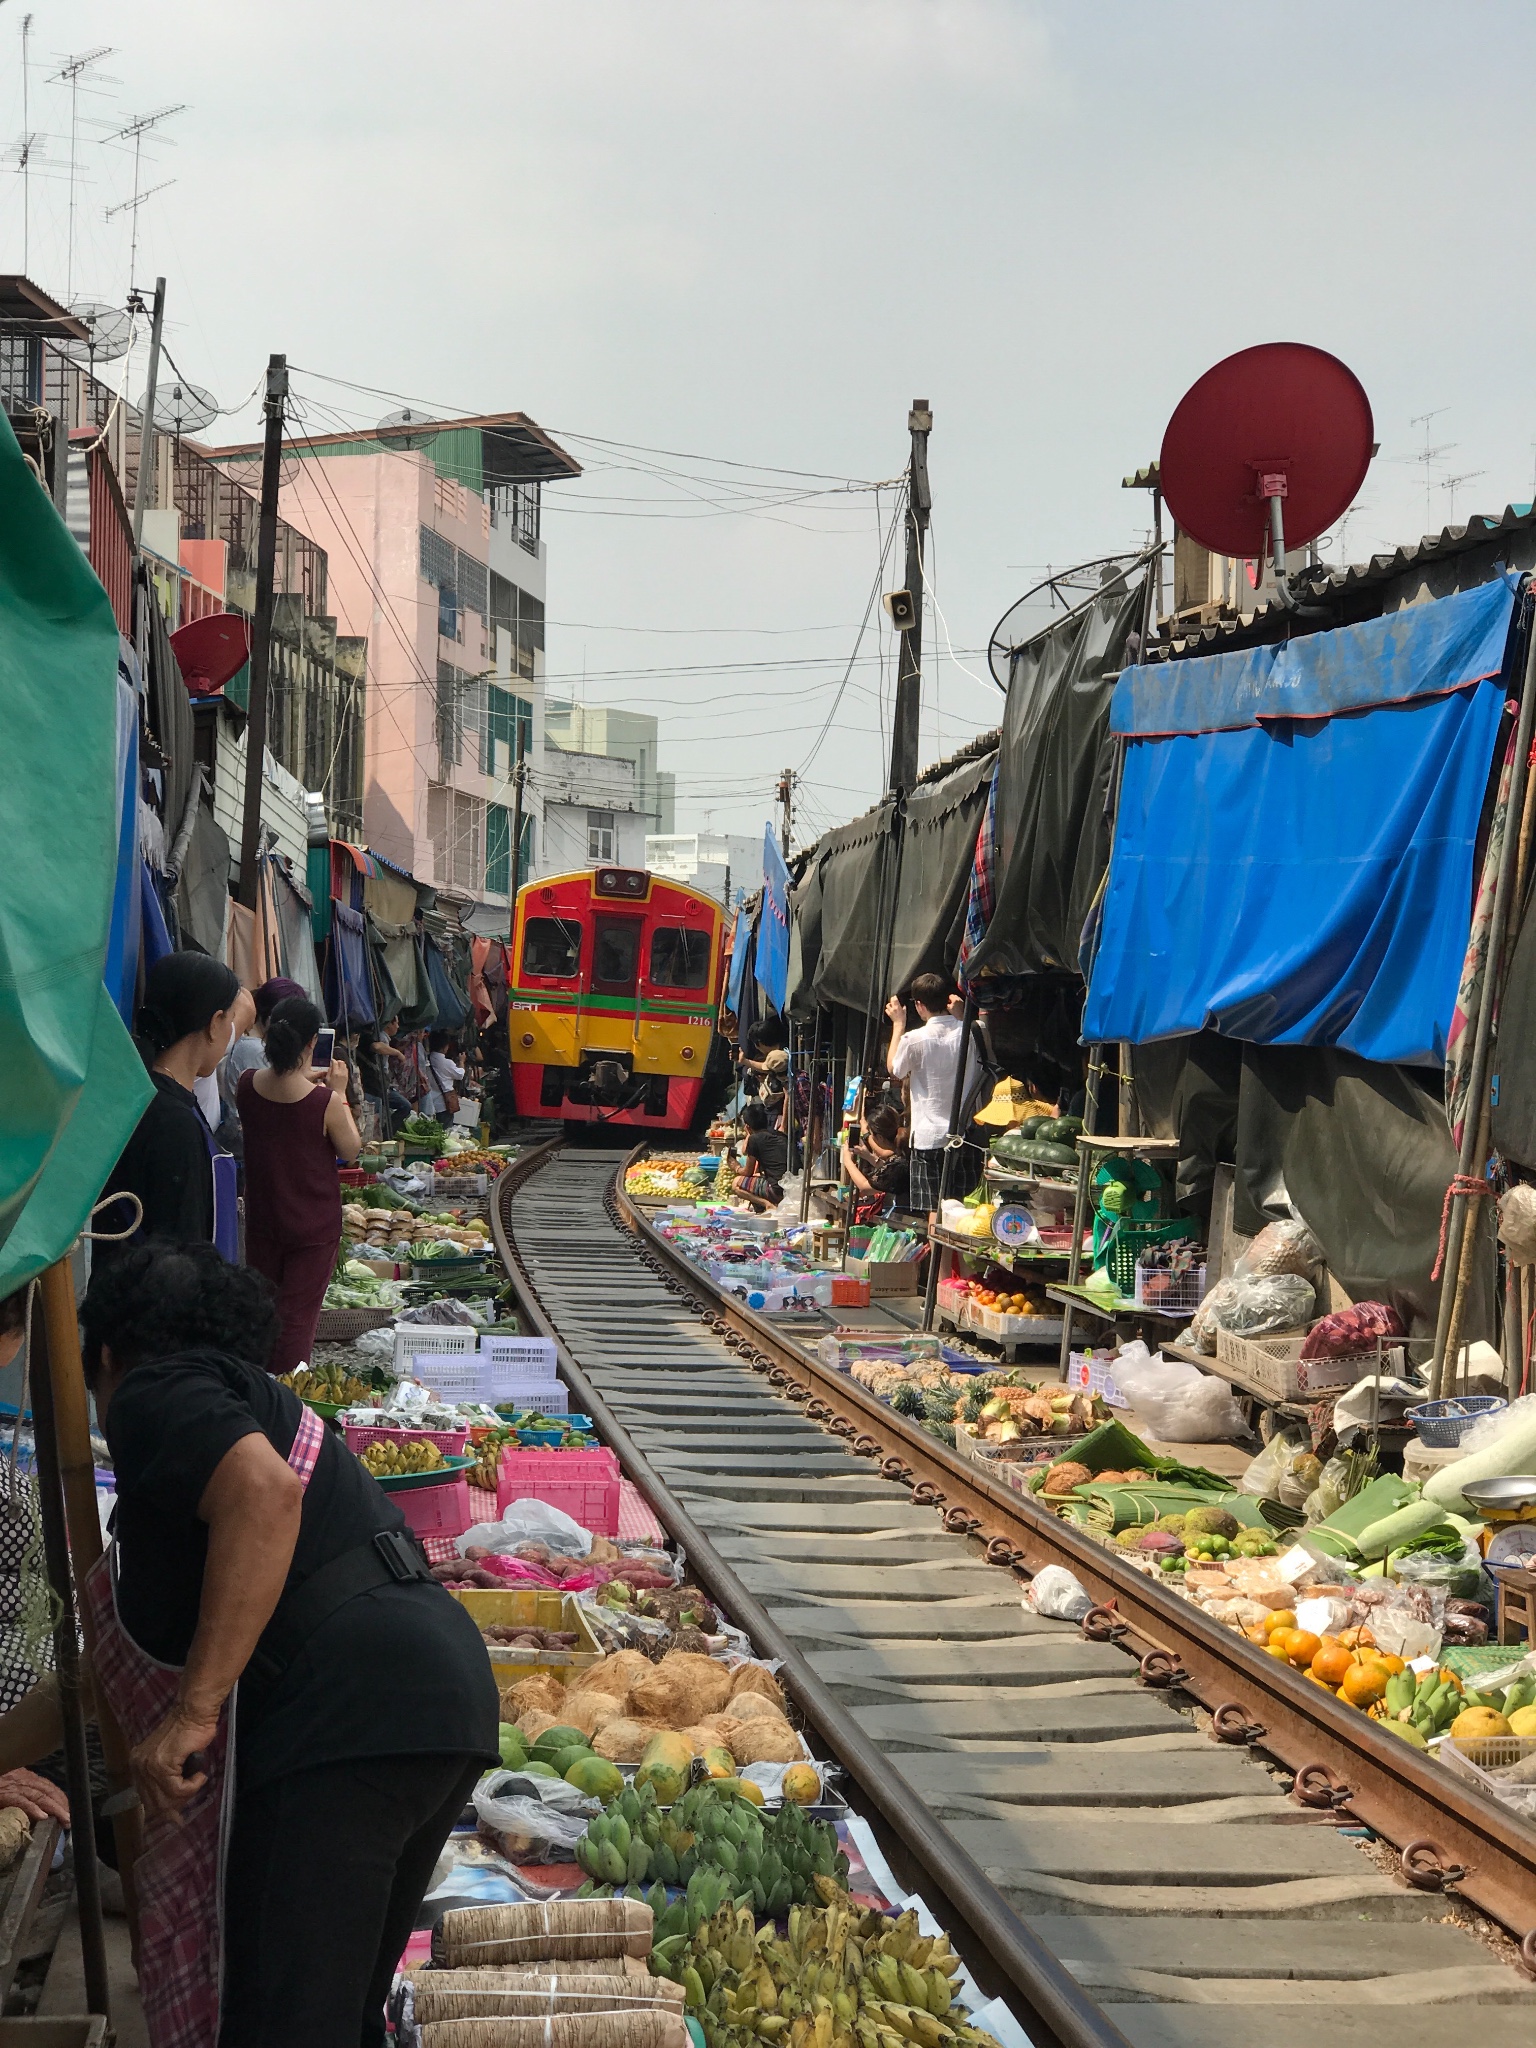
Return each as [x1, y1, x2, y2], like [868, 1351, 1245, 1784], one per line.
[0, 413, 150, 1297]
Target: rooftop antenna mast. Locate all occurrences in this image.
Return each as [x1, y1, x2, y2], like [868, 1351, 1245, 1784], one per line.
[1409, 407, 1452, 531]
[50, 46, 114, 302]
[1443, 468, 1486, 525]
[20, 13, 33, 271]
[103, 104, 184, 284]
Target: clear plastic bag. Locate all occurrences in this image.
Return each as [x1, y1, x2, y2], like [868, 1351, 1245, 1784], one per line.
[1206, 1272, 1315, 1337]
[1233, 1218, 1323, 1281]
[1022, 1565, 1092, 1621]
[473, 1770, 600, 1862]
[1238, 1427, 1308, 1498]
[457, 1500, 593, 1558]
[1108, 1343, 1249, 1443]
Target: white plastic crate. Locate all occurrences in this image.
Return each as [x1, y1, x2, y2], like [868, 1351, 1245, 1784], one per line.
[392, 1323, 478, 1379]
[494, 1378, 570, 1415]
[480, 1335, 558, 1381]
[1133, 1258, 1208, 1313]
[411, 1351, 490, 1402]
[1064, 1351, 1128, 1408]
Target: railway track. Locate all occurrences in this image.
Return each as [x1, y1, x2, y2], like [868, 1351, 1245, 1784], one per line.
[490, 1141, 1536, 2048]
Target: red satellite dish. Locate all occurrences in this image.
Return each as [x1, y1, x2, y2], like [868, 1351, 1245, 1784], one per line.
[170, 612, 251, 697]
[1159, 342, 1373, 567]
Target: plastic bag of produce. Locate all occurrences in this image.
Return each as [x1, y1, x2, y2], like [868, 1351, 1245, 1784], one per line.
[1391, 1544, 1495, 1609]
[1299, 1301, 1404, 1361]
[1108, 1343, 1249, 1444]
[1233, 1218, 1322, 1281]
[1196, 1271, 1315, 1343]
[474, 1770, 600, 1862]
[1021, 1565, 1092, 1622]
[1237, 1427, 1309, 1498]
[459, 1500, 593, 1558]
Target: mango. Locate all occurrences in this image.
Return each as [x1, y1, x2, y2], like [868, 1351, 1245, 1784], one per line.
[781, 1764, 821, 1805]
[564, 1755, 625, 1802]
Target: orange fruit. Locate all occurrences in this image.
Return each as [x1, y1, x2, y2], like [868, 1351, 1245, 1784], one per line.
[1264, 1610, 1297, 1636]
[1310, 1644, 1357, 1687]
[1360, 1649, 1405, 1676]
[1340, 1663, 1388, 1709]
[1265, 1641, 1291, 1660]
[1244, 1624, 1270, 1645]
[1283, 1630, 1322, 1669]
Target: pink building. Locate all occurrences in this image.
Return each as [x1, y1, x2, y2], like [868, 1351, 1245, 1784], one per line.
[209, 413, 580, 912]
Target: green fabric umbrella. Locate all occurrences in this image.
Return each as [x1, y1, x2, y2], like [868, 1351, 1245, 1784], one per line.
[0, 414, 151, 1296]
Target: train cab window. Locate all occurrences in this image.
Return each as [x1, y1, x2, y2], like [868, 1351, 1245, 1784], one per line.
[522, 917, 581, 979]
[592, 916, 641, 994]
[649, 926, 711, 989]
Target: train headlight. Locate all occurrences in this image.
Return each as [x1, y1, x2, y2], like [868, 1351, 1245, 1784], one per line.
[681, 1046, 695, 1061]
[520, 1032, 535, 1047]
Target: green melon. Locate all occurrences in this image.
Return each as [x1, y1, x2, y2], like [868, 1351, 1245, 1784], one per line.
[530, 1725, 591, 1764]
[565, 1755, 625, 1801]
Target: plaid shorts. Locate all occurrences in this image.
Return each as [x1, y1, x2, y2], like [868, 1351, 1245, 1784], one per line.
[906, 1146, 947, 1212]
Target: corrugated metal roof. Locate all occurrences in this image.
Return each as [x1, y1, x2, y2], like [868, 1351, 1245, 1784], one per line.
[1155, 502, 1536, 661]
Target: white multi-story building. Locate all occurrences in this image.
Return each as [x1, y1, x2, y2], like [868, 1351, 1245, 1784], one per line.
[645, 831, 764, 908]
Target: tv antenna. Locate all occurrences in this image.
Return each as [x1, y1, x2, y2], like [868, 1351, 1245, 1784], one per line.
[103, 104, 184, 281]
[1158, 342, 1374, 603]
[19, 12, 35, 270]
[1443, 468, 1486, 526]
[50, 46, 117, 301]
[1409, 407, 1453, 529]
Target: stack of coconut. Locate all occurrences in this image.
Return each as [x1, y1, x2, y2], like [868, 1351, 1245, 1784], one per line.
[505, 1650, 801, 1767]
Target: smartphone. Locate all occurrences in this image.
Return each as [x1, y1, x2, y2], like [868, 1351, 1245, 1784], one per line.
[312, 1027, 336, 1072]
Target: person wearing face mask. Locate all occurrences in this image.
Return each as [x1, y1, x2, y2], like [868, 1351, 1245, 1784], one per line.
[95, 953, 244, 1267]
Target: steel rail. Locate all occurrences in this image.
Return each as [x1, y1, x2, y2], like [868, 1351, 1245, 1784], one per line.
[491, 1140, 1138, 2048]
[604, 1150, 1536, 1941]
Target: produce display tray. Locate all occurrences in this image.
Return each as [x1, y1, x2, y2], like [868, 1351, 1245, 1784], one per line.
[370, 1453, 477, 1493]
[316, 1306, 396, 1342]
[450, 1587, 604, 1676]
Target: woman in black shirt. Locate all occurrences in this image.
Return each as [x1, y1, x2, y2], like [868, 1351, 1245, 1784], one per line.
[735, 1100, 788, 1208]
[21, 1243, 497, 2048]
[95, 953, 243, 1263]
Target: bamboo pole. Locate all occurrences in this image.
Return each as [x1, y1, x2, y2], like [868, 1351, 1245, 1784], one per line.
[37, 1260, 143, 1925]
[27, 1296, 111, 2020]
[1431, 616, 1536, 1394]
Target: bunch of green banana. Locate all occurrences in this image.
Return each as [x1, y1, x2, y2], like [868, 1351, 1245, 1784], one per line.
[1463, 1674, 1536, 1718]
[651, 1899, 1003, 2048]
[1377, 1666, 1464, 1747]
[574, 1778, 849, 1920]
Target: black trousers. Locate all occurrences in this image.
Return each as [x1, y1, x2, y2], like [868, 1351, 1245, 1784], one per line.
[219, 1751, 482, 2048]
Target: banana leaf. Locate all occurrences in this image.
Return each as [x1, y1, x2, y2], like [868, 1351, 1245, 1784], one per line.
[1304, 1474, 1417, 1559]
[1059, 1483, 1275, 1533]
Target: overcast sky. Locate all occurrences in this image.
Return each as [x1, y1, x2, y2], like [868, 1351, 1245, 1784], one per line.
[6, 1, 1536, 847]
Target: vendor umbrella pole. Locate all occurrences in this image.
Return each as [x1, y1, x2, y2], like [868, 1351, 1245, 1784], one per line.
[37, 1262, 143, 1926]
[1432, 614, 1536, 1395]
[28, 1281, 111, 2022]
[921, 991, 978, 1333]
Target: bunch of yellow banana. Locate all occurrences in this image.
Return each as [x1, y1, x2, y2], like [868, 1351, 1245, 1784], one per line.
[653, 1901, 1000, 2048]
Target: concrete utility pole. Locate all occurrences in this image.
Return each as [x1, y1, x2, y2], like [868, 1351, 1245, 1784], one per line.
[886, 399, 933, 795]
[510, 717, 528, 905]
[776, 769, 795, 859]
[237, 354, 289, 910]
[130, 276, 166, 546]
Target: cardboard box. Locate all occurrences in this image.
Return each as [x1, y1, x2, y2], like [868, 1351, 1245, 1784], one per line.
[845, 1254, 922, 1297]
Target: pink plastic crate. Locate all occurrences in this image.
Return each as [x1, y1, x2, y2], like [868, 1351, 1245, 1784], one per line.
[496, 1446, 622, 1536]
[398, 1476, 473, 1540]
[344, 1422, 471, 1458]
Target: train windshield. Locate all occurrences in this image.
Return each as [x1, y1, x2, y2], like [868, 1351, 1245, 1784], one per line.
[649, 926, 711, 989]
[592, 916, 641, 994]
[522, 917, 582, 979]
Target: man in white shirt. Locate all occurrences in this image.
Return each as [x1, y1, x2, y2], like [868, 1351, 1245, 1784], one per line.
[886, 973, 978, 1222]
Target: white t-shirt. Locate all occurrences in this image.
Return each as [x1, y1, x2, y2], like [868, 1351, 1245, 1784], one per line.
[890, 1014, 978, 1150]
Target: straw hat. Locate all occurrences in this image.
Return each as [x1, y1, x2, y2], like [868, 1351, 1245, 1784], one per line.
[971, 1078, 1054, 1128]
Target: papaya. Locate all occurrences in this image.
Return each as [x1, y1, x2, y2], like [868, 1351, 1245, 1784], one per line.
[715, 1776, 765, 1806]
[781, 1764, 821, 1805]
[530, 1725, 592, 1764]
[700, 1746, 735, 1780]
[565, 1755, 625, 1801]
[635, 1731, 694, 1805]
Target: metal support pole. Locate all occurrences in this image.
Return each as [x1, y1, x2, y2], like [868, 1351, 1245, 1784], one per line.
[510, 719, 528, 906]
[1431, 606, 1536, 1393]
[887, 402, 932, 798]
[130, 276, 165, 547]
[921, 994, 978, 1333]
[799, 1009, 823, 1226]
[237, 355, 289, 911]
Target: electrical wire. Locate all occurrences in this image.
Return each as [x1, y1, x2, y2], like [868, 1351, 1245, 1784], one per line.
[798, 483, 904, 776]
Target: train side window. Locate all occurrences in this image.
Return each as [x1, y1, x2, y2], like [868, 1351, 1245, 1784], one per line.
[523, 917, 581, 979]
[593, 916, 640, 994]
[649, 927, 711, 989]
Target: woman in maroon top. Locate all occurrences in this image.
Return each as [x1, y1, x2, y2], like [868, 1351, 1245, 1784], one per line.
[236, 997, 362, 1374]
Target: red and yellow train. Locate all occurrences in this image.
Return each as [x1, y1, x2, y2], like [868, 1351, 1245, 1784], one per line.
[507, 867, 728, 1130]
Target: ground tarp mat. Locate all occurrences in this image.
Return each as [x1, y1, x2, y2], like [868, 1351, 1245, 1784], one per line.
[1083, 580, 1520, 1065]
[965, 578, 1144, 980]
[0, 415, 151, 1295]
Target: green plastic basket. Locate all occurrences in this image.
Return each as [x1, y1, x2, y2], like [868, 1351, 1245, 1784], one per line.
[1097, 1217, 1195, 1296]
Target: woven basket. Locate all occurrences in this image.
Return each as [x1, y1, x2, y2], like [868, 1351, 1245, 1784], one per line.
[315, 1305, 395, 1342]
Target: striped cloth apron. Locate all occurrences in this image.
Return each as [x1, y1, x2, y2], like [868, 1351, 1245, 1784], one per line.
[83, 1403, 326, 2048]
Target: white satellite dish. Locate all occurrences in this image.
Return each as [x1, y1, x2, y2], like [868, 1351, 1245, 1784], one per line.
[63, 299, 134, 364]
[139, 378, 218, 437]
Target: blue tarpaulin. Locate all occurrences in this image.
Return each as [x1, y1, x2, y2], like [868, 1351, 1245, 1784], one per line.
[1082, 577, 1522, 1066]
[755, 827, 790, 1014]
[725, 908, 751, 1020]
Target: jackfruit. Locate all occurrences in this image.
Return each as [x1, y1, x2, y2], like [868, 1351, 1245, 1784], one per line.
[1182, 1506, 1239, 1539]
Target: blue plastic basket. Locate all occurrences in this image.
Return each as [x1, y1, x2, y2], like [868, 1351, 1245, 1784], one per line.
[1404, 1394, 1505, 1448]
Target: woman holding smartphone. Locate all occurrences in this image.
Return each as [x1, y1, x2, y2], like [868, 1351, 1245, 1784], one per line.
[236, 996, 361, 1375]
